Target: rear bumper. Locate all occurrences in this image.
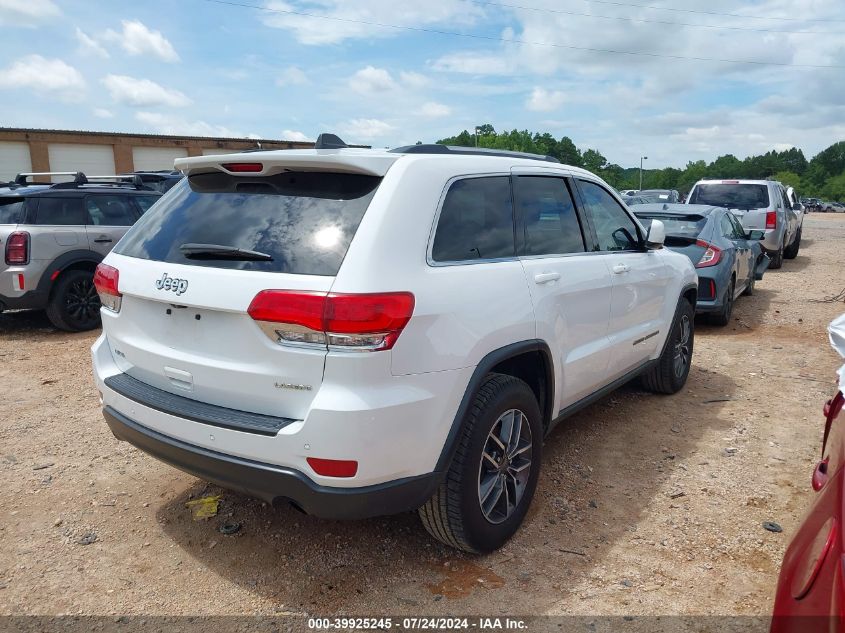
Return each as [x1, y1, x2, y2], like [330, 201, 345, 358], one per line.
[0, 289, 47, 312]
[103, 405, 441, 519]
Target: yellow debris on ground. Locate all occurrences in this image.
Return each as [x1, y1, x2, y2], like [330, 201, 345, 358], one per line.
[184, 495, 222, 520]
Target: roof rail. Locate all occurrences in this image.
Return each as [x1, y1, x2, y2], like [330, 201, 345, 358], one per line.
[14, 171, 85, 186]
[390, 144, 560, 164]
[50, 174, 152, 190]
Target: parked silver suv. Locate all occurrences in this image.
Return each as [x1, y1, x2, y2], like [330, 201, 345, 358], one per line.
[686, 179, 801, 268]
[0, 172, 161, 331]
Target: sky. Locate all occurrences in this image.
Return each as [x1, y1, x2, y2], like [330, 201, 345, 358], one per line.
[0, 0, 843, 169]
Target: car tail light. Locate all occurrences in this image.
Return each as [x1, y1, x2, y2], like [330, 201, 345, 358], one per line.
[5, 231, 29, 265]
[248, 290, 415, 351]
[221, 163, 263, 173]
[93, 263, 122, 313]
[695, 240, 722, 268]
[306, 457, 358, 478]
[766, 210, 777, 229]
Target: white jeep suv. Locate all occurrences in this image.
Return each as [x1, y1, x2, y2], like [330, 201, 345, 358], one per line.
[91, 136, 698, 553]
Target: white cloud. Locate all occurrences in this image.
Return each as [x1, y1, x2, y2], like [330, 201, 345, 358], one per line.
[104, 19, 179, 62]
[417, 102, 452, 118]
[93, 108, 114, 119]
[349, 66, 396, 95]
[340, 118, 395, 140]
[261, 0, 483, 44]
[0, 55, 85, 100]
[0, 0, 59, 25]
[135, 112, 245, 137]
[276, 66, 308, 87]
[526, 87, 566, 112]
[75, 27, 109, 59]
[102, 74, 191, 107]
[400, 71, 429, 89]
[281, 129, 312, 142]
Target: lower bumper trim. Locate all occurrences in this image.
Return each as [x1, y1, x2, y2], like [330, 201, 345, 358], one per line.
[102, 406, 441, 520]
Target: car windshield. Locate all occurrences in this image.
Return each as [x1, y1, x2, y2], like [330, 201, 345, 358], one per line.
[0, 197, 25, 224]
[634, 213, 707, 238]
[115, 171, 381, 275]
[689, 183, 769, 209]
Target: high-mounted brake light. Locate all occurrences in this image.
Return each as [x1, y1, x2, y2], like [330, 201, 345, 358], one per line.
[695, 240, 722, 268]
[307, 457, 358, 478]
[93, 263, 122, 313]
[248, 290, 415, 351]
[722, 180, 739, 184]
[221, 162, 263, 173]
[766, 210, 777, 229]
[5, 231, 29, 265]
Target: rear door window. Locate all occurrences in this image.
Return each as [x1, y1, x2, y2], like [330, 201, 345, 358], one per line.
[86, 195, 137, 226]
[431, 176, 515, 262]
[513, 176, 585, 256]
[35, 197, 86, 225]
[689, 184, 770, 209]
[0, 198, 25, 224]
[133, 195, 160, 215]
[116, 172, 381, 276]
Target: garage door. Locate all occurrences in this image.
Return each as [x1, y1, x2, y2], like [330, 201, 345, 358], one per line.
[48, 143, 115, 180]
[0, 142, 32, 183]
[132, 147, 188, 171]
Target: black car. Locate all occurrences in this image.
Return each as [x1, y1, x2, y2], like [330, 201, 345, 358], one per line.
[121, 170, 183, 194]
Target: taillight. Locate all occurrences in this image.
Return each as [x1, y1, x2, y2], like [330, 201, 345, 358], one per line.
[221, 163, 263, 173]
[306, 457, 358, 478]
[5, 231, 29, 265]
[766, 210, 777, 229]
[695, 240, 722, 268]
[248, 290, 415, 351]
[93, 263, 122, 313]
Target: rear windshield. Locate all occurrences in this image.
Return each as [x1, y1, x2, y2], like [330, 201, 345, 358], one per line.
[0, 198, 25, 224]
[634, 213, 707, 238]
[689, 183, 769, 209]
[115, 171, 381, 275]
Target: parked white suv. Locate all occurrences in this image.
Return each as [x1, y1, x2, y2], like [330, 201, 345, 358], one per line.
[91, 137, 699, 552]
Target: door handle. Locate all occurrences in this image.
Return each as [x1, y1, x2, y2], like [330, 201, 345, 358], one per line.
[534, 272, 560, 284]
[93, 236, 113, 243]
[612, 263, 630, 274]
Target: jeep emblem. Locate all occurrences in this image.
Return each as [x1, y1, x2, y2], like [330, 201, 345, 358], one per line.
[155, 273, 189, 296]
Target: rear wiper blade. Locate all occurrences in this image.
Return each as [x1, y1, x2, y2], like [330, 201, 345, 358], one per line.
[179, 243, 273, 261]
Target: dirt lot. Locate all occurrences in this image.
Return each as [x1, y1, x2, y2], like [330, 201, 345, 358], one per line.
[2, 214, 844, 618]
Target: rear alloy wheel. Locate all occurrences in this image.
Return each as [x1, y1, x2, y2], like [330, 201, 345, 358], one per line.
[419, 373, 542, 553]
[640, 297, 695, 394]
[783, 227, 801, 260]
[710, 279, 735, 327]
[46, 269, 102, 332]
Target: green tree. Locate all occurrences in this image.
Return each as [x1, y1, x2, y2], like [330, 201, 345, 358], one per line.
[582, 149, 607, 174]
[772, 171, 802, 191]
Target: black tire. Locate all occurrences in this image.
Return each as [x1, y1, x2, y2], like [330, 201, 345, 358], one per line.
[45, 269, 102, 332]
[640, 297, 694, 394]
[709, 279, 735, 327]
[768, 238, 784, 269]
[418, 373, 542, 553]
[783, 227, 801, 260]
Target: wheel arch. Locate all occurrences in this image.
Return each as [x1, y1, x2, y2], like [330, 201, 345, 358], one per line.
[433, 340, 555, 474]
[36, 250, 104, 297]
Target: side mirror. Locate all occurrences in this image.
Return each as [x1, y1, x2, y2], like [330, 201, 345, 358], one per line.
[793, 202, 802, 211]
[747, 230, 765, 240]
[646, 219, 665, 248]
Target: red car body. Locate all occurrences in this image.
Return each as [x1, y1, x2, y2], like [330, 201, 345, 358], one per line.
[771, 389, 845, 632]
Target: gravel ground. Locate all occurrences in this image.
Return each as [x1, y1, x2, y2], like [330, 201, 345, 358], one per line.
[1, 214, 844, 617]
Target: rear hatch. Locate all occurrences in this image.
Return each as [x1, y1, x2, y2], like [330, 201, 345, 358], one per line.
[688, 182, 770, 229]
[102, 163, 385, 420]
[633, 212, 709, 266]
